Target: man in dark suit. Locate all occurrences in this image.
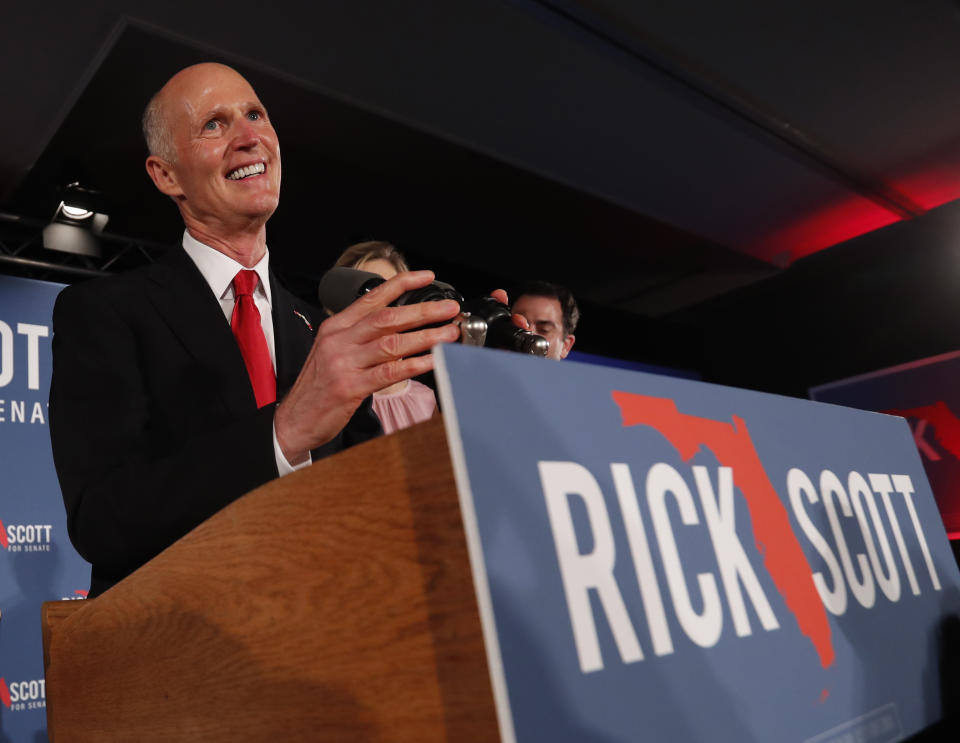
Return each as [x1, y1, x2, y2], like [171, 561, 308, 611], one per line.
[49, 63, 461, 597]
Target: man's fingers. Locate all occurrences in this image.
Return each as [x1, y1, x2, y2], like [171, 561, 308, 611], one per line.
[355, 322, 459, 369]
[487, 289, 527, 329]
[367, 353, 437, 390]
[325, 270, 438, 330]
[350, 298, 460, 344]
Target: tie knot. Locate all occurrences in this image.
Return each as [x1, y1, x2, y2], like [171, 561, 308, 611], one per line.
[233, 270, 259, 297]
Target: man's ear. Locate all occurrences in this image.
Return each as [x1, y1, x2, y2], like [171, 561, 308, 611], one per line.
[560, 334, 575, 359]
[145, 155, 183, 198]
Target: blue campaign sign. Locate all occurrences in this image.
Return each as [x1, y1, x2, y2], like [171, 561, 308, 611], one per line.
[434, 343, 960, 743]
[0, 275, 90, 741]
[811, 351, 960, 538]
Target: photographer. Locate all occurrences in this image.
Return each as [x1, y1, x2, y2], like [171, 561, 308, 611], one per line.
[511, 280, 579, 360]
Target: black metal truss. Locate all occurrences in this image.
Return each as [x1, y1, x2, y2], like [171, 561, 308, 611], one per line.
[0, 212, 167, 284]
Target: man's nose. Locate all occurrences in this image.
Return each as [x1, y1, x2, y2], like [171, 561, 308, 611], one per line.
[232, 119, 260, 149]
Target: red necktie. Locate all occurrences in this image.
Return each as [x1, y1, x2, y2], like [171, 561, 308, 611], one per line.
[231, 270, 276, 408]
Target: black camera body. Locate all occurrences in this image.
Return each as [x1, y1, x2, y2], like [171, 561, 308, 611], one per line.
[318, 267, 549, 357]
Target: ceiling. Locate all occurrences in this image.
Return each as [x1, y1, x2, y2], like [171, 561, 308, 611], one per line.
[4, 0, 960, 319]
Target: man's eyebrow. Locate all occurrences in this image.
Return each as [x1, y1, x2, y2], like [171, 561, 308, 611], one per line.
[199, 101, 265, 119]
[197, 106, 223, 123]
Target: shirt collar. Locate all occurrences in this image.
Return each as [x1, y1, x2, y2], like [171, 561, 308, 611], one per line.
[181, 230, 272, 305]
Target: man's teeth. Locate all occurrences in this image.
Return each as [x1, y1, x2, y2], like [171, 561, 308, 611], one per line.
[227, 163, 266, 180]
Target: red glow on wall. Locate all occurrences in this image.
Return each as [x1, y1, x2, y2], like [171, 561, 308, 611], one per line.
[740, 162, 960, 266]
[891, 167, 960, 212]
[745, 197, 903, 265]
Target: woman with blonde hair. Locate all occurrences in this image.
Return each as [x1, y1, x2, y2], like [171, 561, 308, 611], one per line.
[334, 241, 438, 434]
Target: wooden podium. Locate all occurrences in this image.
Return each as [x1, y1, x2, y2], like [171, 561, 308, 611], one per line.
[41, 417, 500, 741]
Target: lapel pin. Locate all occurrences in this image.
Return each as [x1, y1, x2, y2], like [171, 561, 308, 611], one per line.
[293, 309, 313, 332]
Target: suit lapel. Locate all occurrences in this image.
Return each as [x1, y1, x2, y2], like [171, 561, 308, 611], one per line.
[271, 271, 316, 399]
[143, 247, 256, 417]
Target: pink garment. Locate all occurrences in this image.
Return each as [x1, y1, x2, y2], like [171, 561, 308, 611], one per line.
[371, 379, 437, 434]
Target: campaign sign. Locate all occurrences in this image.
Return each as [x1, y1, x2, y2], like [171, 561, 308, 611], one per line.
[434, 343, 960, 743]
[0, 275, 91, 742]
[810, 352, 960, 537]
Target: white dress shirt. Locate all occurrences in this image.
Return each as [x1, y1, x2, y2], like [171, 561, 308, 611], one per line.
[181, 231, 309, 476]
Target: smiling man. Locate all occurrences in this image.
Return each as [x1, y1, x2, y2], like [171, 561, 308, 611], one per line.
[143, 64, 283, 265]
[48, 63, 460, 597]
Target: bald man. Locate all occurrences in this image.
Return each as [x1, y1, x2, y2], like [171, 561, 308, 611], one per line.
[49, 64, 460, 596]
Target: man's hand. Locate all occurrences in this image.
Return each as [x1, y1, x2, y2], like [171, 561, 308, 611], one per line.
[275, 270, 460, 462]
[490, 289, 529, 330]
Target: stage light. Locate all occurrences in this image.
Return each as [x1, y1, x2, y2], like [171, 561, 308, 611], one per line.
[59, 203, 94, 221]
[43, 183, 109, 257]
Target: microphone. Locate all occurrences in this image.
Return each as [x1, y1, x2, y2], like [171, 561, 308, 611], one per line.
[317, 267, 549, 357]
[318, 267, 463, 312]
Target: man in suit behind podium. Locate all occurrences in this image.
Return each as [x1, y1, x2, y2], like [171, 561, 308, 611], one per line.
[49, 63, 462, 597]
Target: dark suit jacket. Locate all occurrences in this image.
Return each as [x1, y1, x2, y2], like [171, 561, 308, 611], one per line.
[49, 246, 380, 597]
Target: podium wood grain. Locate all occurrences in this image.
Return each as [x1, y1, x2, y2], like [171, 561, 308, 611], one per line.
[43, 416, 500, 741]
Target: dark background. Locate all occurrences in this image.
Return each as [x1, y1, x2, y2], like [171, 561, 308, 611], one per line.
[6, 1, 960, 396]
[5, 4, 960, 737]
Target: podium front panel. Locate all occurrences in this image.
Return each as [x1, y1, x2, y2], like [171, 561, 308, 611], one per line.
[435, 343, 960, 743]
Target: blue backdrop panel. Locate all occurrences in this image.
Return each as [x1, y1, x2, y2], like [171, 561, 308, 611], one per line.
[436, 343, 960, 743]
[565, 349, 700, 380]
[0, 276, 90, 742]
[811, 351, 960, 537]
